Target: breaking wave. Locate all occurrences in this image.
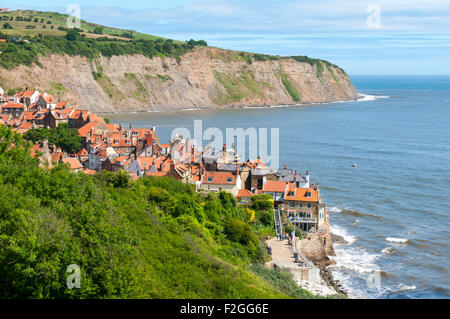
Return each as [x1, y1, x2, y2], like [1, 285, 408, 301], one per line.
[357, 93, 390, 102]
[330, 224, 357, 244]
[386, 237, 409, 244]
[393, 283, 417, 293]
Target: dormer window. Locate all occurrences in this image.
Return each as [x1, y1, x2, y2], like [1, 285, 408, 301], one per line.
[208, 177, 213, 182]
[227, 177, 232, 183]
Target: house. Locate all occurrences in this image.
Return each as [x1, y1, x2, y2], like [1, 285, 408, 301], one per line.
[128, 156, 163, 178]
[23, 90, 40, 107]
[43, 110, 68, 128]
[263, 180, 288, 203]
[62, 157, 83, 172]
[1, 102, 24, 119]
[68, 109, 88, 128]
[76, 148, 89, 162]
[279, 183, 327, 233]
[199, 167, 241, 196]
[0, 8, 9, 13]
[36, 94, 57, 109]
[237, 189, 254, 205]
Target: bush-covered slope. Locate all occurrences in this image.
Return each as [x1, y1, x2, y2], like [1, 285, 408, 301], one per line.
[0, 125, 318, 299]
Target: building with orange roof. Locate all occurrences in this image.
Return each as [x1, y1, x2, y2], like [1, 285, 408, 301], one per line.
[82, 169, 97, 175]
[236, 189, 254, 205]
[61, 157, 83, 172]
[263, 180, 288, 203]
[1, 102, 24, 119]
[279, 183, 328, 233]
[199, 167, 241, 196]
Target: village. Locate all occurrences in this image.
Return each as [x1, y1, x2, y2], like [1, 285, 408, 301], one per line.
[0, 85, 342, 294]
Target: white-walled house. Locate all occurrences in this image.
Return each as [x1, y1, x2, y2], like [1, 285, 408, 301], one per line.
[199, 168, 242, 196]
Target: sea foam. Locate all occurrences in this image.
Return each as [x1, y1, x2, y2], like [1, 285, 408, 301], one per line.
[386, 237, 408, 244]
[357, 94, 390, 102]
[330, 224, 357, 244]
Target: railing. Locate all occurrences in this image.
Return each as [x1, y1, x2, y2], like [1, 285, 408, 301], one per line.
[292, 217, 317, 223]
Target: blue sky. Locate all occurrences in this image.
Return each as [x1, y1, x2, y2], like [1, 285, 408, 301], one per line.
[5, 0, 450, 75]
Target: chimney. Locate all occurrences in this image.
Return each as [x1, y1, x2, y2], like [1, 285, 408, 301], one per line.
[235, 165, 240, 177]
[223, 144, 226, 152]
[306, 170, 310, 187]
[284, 164, 287, 169]
[152, 123, 156, 133]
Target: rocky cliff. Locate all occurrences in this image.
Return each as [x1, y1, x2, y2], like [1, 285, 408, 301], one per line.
[0, 47, 357, 112]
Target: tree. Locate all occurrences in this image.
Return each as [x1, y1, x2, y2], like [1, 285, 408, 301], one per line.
[93, 26, 103, 34]
[2, 22, 12, 29]
[23, 124, 82, 154]
[66, 29, 79, 41]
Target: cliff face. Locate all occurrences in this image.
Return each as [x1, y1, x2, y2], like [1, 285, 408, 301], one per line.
[0, 47, 357, 112]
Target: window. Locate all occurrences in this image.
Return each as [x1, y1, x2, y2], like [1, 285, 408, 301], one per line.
[257, 178, 263, 187]
[306, 213, 312, 219]
[307, 203, 311, 208]
[288, 212, 295, 218]
[208, 177, 213, 182]
[227, 177, 232, 183]
[289, 202, 295, 208]
[299, 203, 303, 207]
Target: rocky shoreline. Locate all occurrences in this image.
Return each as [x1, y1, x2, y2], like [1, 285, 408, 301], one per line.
[297, 231, 349, 297]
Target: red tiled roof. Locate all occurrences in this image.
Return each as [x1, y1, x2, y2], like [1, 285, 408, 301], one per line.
[202, 171, 236, 185]
[284, 186, 318, 202]
[78, 122, 98, 137]
[263, 180, 287, 193]
[237, 189, 254, 198]
[2, 102, 24, 108]
[62, 157, 83, 170]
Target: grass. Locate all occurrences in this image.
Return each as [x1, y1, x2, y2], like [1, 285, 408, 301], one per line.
[48, 81, 68, 96]
[280, 71, 301, 102]
[212, 70, 268, 104]
[156, 74, 172, 82]
[1, 10, 165, 41]
[125, 72, 148, 102]
[316, 61, 324, 79]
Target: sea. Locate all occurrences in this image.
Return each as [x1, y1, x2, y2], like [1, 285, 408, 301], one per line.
[104, 75, 450, 299]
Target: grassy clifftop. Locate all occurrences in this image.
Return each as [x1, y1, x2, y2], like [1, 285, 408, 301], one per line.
[0, 9, 343, 73]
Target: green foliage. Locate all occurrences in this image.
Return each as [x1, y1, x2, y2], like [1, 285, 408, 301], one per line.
[66, 29, 79, 41]
[316, 61, 324, 78]
[23, 123, 82, 154]
[280, 71, 301, 102]
[2, 22, 13, 29]
[0, 31, 194, 70]
[251, 194, 273, 211]
[187, 39, 208, 48]
[93, 27, 103, 35]
[249, 264, 314, 298]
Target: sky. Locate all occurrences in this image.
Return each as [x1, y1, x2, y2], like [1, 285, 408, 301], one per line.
[4, 0, 450, 75]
